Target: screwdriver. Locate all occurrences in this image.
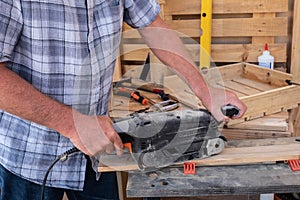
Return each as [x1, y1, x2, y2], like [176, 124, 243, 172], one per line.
[114, 87, 149, 105]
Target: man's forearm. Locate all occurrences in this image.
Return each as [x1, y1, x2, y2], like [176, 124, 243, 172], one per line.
[0, 63, 75, 137]
[138, 16, 210, 101]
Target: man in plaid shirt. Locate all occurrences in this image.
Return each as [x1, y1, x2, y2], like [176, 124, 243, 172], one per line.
[0, 0, 246, 199]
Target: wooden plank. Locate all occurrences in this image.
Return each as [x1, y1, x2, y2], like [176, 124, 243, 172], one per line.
[290, 0, 300, 137]
[164, 0, 288, 15]
[223, 111, 291, 140]
[226, 137, 296, 148]
[98, 138, 300, 172]
[168, 18, 288, 38]
[218, 80, 263, 96]
[222, 129, 291, 140]
[113, 53, 122, 82]
[228, 111, 289, 131]
[200, 63, 244, 84]
[158, 0, 166, 4]
[121, 44, 287, 63]
[212, 44, 287, 63]
[206, 62, 291, 86]
[164, 69, 246, 105]
[197, 144, 300, 167]
[252, 13, 276, 44]
[232, 78, 277, 91]
[123, 18, 288, 38]
[291, 0, 300, 82]
[164, 75, 201, 109]
[242, 63, 292, 87]
[232, 85, 300, 124]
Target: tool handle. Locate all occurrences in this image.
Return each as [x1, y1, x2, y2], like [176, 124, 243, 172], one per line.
[115, 87, 149, 105]
[153, 89, 169, 101]
[221, 104, 240, 118]
[132, 91, 148, 105]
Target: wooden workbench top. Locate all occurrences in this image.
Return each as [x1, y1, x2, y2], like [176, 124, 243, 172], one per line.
[126, 162, 300, 198]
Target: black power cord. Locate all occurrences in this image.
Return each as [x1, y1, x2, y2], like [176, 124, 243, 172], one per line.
[41, 147, 80, 200]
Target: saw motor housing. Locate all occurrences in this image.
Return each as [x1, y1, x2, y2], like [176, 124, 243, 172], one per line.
[113, 109, 226, 170]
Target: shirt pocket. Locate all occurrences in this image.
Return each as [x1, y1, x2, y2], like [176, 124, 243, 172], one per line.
[94, 0, 123, 37]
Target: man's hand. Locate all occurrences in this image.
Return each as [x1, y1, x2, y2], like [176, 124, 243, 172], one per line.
[199, 86, 247, 122]
[66, 112, 123, 156]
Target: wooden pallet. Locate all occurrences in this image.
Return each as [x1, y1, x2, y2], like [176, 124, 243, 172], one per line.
[120, 0, 289, 74]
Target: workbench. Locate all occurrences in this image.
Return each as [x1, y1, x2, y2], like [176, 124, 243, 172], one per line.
[123, 138, 300, 199]
[126, 163, 300, 199]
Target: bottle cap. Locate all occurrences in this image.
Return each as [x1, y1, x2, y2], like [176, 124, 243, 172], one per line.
[264, 43, 269, 51]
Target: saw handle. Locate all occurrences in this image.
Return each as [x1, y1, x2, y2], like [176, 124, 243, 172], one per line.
[114, 130, 134, 154]
[221, 104, 240, 118]
[123, 143, 133, 154]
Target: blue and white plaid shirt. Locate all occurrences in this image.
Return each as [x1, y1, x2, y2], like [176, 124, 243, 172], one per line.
[0, 0, 160, 190]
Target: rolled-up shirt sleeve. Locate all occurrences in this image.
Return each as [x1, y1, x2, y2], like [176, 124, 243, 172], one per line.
[123, 0, 160, 29]
[0, 0, 23, 62]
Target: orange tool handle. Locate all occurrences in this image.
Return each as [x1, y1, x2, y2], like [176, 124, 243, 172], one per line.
[116, 87, 149, 105]
[123, 143, 133, 154]
[131, 92, 148, 105]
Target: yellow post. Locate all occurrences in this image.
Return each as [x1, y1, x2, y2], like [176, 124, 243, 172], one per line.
[200, 0, 212, 70]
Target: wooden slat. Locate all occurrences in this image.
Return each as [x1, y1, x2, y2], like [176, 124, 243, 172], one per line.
[164, 0, 288, 15]
[213, 0, 289, 14]
[290, 0, 300, 137]
[232, 78, 277, 91]
[242, 63, 292, 87]
[98, 138, 300, 172]
[123, 17, 288, 38]
[212, 44, 287, 63]
[291, 0, 300, 82]
[168, 18, 288, 38]
[113, 53, 122, 82]
[121, 43, 287, 63]
[223, 129, 291, 140]
[164, 75, 201, 108]
[252, 13, 276, 44]
[227, 112, 289, 132]
[226, 137, 296, 148]
[234, 85, 300, 124]
[218, 80, 263, 96]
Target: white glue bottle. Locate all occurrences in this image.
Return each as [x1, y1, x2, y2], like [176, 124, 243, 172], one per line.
[258, 43, 274, 69]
